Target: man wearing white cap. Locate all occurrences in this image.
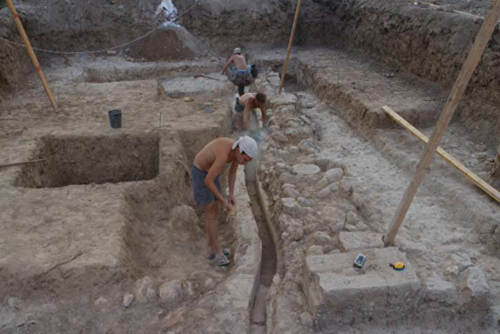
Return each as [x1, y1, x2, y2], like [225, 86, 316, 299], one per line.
[192, 136, 258, 266]
[221, 47, 253, 96]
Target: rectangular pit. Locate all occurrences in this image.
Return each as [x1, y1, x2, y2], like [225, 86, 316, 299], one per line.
[14, 134, 159, 188]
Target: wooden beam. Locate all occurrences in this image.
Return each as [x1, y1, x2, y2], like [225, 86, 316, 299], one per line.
[383, 106, 500, 204]
[5, 0, 59, 112]
[278, 0, 303, 95]
[383, 0, 500, 247]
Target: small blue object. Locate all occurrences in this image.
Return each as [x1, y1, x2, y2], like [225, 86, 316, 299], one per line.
[353, 253, 366, 268]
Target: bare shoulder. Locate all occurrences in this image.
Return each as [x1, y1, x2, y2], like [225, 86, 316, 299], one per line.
[213, 137, 236, 151]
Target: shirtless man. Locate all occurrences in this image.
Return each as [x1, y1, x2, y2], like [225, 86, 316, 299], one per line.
[221, 48, 252, 96]
[233, 92, 268, 131]
[192, 136, 258, 266]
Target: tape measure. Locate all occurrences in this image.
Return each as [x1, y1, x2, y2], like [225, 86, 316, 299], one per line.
[390, 261, 406, 271]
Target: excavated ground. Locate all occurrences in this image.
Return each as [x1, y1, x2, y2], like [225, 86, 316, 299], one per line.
[0, 53, 267, 333]
[249, 46, 500, 333]
[2, 0, 500, 333]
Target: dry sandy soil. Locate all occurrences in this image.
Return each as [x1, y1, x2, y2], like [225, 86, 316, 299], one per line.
[1, 0, 500, 333]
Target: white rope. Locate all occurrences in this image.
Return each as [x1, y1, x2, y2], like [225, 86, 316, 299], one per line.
[0, 0, 220, 55]
[0, 28, 159, 55]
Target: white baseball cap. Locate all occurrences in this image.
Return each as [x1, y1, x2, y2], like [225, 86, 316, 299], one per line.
[233, 47, 242, 54]
[232, 136, 258, 158]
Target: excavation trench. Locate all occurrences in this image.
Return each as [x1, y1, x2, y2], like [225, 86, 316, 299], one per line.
[246, 179, 277, 334]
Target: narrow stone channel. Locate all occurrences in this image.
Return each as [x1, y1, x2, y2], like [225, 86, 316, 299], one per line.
[246, 180, 277, 334]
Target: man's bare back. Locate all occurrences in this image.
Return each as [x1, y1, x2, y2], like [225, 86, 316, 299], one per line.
[230, 54, 248, 70]
[238, 93, 257, 108]
[221, 54, 248, 74]
[193, 138, 236, 172]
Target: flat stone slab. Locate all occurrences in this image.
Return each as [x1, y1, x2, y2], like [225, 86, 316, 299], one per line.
[160, 73, 230, 98]
[339, 232, 384, 252]
[270, 93, 298, 108]
[292, 164, 321, 175]
[303, 247, 420, 329]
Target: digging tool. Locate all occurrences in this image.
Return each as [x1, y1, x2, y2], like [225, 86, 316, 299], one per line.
[194, 74, 221, 81]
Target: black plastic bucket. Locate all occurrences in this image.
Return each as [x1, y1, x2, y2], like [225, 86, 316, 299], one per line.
[108, 109, 122, 129]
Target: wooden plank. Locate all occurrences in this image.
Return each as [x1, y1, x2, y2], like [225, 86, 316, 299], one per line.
[383, 106, 500, 204]
[383, 0, 500, 247]
[0, 159, 46, 169]
[278, 0, 303, 95]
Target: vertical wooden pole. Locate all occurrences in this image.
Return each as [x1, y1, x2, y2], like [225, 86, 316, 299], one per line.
[5, 0, 59, 112]
[278, 0, 303, 95]
[383, 0, 500, 247]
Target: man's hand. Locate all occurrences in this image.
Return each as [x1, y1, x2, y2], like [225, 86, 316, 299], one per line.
[221, 71, 225, 75]
[228, 194, 236, 207]
[221, 199, 234, 213]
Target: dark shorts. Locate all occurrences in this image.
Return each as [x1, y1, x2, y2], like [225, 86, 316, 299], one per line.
[191, 166, 221, 206]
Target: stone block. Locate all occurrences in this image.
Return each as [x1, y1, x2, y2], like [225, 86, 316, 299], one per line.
[135, 276, 157, 303]
[272, 132, 288, 143]
[281, 198, 300, 217]
[270, 94, 298, 108]
[448, 252, 473, 272]
[292, 164, 321, 176]
[325, 168, 343, 183]
[339, 232, 384, 252]
[460, 267, 490, 310]
[283, 187, 299, 199]
[303, 247, 420, 329]
[423, 273, 459, 305]
[279, 172, 300, 185]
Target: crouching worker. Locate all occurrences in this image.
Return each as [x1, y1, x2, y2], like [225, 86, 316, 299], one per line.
[233, 92, 268, 132]
[192, 136, 258, 266]
[221, 47, 254, 96]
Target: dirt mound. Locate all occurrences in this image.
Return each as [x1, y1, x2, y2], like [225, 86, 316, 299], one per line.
[125, 25, 212, 62]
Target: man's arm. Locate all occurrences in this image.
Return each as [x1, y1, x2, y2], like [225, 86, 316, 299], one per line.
[204, 158, 231, 209]
[221, 56, 234, 75]
[243, 99, 253, 130]
[227, 160, 238, 205]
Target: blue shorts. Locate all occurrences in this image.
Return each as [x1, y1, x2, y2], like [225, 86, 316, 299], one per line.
[191, 166, 221, 206]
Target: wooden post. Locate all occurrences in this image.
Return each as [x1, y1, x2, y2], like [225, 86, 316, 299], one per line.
[278, 0, 303, 95]
[5, 0, 59, 112]
[383, 0, 500, 247]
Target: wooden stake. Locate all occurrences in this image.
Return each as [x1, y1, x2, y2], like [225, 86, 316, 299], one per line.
[5, 0, 59, 112]
[0, 159, 46, 169]
[278, 0, 303, 95]
[383, 0, 500, 247]
[383, 106, 500, 204]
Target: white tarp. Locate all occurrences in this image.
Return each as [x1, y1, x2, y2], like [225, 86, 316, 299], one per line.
[155, 0, 179, 27]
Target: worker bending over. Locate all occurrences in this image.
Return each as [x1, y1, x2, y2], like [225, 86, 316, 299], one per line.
[221, 48, 253, 96]
[192, 136, 258, 266]
[233, 92, 268, 131]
